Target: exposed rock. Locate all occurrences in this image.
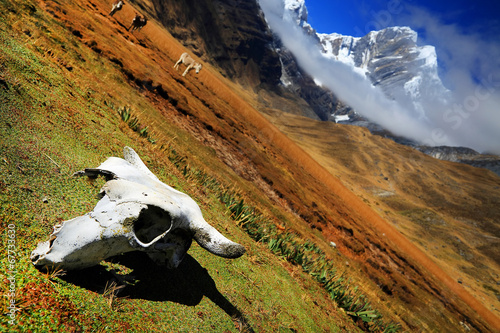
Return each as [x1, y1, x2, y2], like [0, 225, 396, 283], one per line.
[150, 0, 281, 88]
[319, 27, 450, 119]
[417, 146, 500, 177]
[276, 45, 341, 120]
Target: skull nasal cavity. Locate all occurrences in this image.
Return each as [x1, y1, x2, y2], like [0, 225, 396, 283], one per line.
[133, 206, 173, 243]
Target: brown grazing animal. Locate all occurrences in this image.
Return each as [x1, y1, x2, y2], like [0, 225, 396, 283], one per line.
[128, 13, 147, 32]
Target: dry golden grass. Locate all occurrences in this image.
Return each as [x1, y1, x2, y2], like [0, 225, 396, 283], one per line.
[17, 0, 500, 330]
[263, 110, 500, 326]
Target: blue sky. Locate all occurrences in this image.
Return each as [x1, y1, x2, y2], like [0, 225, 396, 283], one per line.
[305, 0, 500, 38]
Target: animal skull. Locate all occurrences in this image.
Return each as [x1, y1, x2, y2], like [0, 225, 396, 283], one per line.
[31, 147, 245, 270]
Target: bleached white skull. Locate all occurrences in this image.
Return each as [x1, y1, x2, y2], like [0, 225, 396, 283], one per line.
[31, 147, 245, 270]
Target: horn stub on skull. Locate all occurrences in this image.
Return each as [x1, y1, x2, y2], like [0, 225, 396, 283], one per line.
[221, 243, 246, 258]
[193, 227, 246, 259]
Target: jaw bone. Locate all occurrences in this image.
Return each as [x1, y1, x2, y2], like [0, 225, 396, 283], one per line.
[31, 147, 245, 270]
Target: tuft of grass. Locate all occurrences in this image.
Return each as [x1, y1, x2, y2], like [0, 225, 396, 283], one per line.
[117, 105, 157, 143]
[43, 266, 67, 282]
[103, 280, 127, 311]
[118, 105, 132, 123]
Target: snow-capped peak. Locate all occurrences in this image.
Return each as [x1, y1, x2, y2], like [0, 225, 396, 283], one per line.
[280, 2, 449, 119]
[283, 0, 308, 26]
[283, 0, 307, 17]
[417, 45, 438, 68]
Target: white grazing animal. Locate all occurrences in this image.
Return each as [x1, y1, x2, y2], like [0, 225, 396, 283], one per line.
[109, 1, 124, 16]
[174, 52, 203, 77]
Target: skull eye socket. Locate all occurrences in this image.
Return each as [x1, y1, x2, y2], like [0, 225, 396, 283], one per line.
[133, 205, 173, 243]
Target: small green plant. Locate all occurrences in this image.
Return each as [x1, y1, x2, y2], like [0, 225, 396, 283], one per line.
[118, 106, 132, 122]
[117, 106, 156, 143]
[138, 126, 149, 137]
[128, 116, 140, 131]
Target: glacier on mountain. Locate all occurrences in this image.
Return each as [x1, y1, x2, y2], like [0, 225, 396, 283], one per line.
[283, 0, 311, 31]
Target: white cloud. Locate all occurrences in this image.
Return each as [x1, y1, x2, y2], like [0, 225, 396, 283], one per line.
[398, 6, 500, 153]
[260, 0, 434, 143]
[259, 0, 500, 154]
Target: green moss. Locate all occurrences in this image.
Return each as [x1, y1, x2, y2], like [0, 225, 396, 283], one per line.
[0, 1, 357, 331]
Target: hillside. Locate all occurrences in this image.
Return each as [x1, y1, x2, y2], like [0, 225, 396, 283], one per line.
[262, 109, 500, 316]
[1, 0, 499, 332]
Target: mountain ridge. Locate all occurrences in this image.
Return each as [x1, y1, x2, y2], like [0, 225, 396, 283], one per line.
[281, 0, 449, 121]
[277, 0, 500, 171]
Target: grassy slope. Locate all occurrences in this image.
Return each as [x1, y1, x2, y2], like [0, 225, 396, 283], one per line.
[0, 1, 357, 331]
[262, 109, 500, 316]
[1, 0, 499, 332]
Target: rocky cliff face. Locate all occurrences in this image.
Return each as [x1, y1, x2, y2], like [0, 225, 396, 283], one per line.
[276, 43, 342, 120]
[274, 0, 339, 120]
[278, 0, 450, 122]
[144, 0, 349, 120]
[149, 0, 281, 88]
[417, 146, 500, 177]
[319, 27, 450, 118]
